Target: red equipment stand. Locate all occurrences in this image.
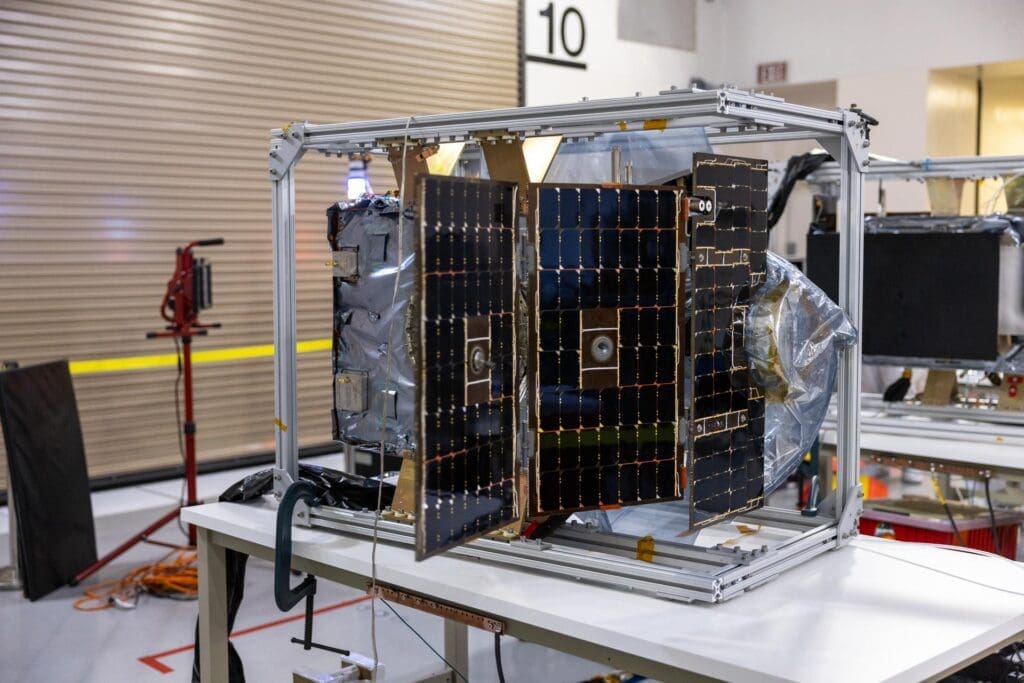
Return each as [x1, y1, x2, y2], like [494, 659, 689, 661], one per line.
[72, 238, 223, 585]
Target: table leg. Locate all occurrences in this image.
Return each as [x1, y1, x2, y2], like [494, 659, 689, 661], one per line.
[443, 619, 469, 681]
[198, 526, 229, 683]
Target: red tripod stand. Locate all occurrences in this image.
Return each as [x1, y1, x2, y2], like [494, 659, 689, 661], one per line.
[72, 238, 223, 585]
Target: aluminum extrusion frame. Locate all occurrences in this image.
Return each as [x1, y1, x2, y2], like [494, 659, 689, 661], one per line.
[807, 154, 1024, 184]
[268, 87, 868, 600]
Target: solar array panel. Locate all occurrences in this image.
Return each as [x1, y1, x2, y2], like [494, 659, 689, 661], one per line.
[415, 176, 518, 559]
[687, 153, 768, 527]
[532, 185, 683, 515]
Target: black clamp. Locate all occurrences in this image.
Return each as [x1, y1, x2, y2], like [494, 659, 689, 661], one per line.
[274, 481, 351, 656]
[274, 481, 318, 611]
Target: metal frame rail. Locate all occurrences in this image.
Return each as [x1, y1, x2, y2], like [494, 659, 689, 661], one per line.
[807, 153, 1024, 183]
[268, 87, 870, 602]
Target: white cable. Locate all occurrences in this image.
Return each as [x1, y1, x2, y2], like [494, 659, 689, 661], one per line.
[370, 115, 413, 682]
[856, 538, 1024, 598]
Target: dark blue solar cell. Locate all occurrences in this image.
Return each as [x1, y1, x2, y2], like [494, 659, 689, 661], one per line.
[559, 431, 580, 470]
[657, 190, 676, 229]
[559, 230, 581, 268]
[599, 231, 620, 268]
[619, 232, 638, 269]
[539, 311, 559, 351]
[580, 229, 599, 268]
[539, 229, 559, 268]
[559, 188, 579, 229]
[580, 468, 599, 506]
[620, 188, 639, 228]
[639, 230, 659, 268]
[538, 187, 558, 228]
[558, 270, 580, 310]
[599, 188, 619, 228]
[598, 269, 618, 308]
[618, 269, 638, 307]
[578, 269, 599, 308]
[638, 190, 657, 228]
[539, 270, 559, 309]
[658, 230, 676, 268]
[579, 188, 599, 228]
[559, 390, 581, 429]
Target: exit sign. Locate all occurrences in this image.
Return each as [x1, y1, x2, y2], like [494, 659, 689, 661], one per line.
[757, 61, 787, 85]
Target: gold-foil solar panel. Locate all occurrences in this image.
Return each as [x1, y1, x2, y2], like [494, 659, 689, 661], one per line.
[415, 176, 518, 559]
[532, 185, 683, 515]
[687, 153, 768, 528]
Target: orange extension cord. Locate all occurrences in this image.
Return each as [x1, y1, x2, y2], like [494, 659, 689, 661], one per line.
[74, 548, 198, 611]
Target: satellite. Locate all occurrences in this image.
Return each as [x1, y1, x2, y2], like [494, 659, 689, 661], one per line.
[328, 153, 770, 560]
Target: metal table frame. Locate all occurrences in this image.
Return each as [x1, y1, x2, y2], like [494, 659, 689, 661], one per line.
[267, 87, 870, 602]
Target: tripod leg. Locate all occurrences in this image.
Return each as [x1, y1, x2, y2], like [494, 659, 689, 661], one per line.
[71, 506, 181, 585]
[182, 335, 199, 546]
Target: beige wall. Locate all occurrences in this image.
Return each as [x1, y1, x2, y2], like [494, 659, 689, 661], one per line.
[0, 0, 520, 486]
[979, 65, 1024, 212]
[927, 67, 980, 214]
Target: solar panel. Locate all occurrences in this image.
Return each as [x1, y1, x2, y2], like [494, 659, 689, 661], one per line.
[415, 175, 519, 559]
[531, 185, 683, 515]
[687, 153, 768, 528]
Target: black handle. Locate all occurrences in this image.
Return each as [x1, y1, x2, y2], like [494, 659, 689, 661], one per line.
[275, 481, 318, 611]
[196, 238, 225, 247]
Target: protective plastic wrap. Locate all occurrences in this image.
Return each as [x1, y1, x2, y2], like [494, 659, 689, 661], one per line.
[747, 251, 857, 493]
[543, 128, 711, 185]
[327, 196, 418, 451]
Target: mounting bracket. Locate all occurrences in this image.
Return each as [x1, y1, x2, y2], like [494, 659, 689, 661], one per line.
[269, 122, 307, 179]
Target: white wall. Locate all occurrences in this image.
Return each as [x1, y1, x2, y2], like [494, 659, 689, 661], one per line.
[524, 0, 698, 105]
[697, 0, 1024, 213]
[696, 0, 1024, 86]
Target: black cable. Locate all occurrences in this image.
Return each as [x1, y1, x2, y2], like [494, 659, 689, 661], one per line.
[767, 152, 832, 229]
[985, 477, 1003, 556]
[494, 632, 506, 683]
[379, 600, 468, 683]
[941, 500, 966, 547]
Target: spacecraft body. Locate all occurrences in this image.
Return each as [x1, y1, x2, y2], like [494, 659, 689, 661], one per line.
[327, 153, 853, 558]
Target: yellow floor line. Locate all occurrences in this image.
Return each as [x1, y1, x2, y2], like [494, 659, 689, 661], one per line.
[68, 338, 332, 376]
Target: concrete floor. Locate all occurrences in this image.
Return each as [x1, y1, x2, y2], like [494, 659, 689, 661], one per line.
[0, 457, 609, 683]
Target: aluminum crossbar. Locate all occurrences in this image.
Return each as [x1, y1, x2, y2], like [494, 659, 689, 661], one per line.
[274, 87, 847, 155]
[807, 154, 1024, 184]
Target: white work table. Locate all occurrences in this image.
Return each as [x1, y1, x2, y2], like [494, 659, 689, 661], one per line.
[184, 501, 1024, 683]
[820, 425, 1024, 478]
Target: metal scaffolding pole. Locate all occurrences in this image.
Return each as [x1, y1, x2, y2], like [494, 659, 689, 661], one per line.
[834, 112, 866, 541]
[272, 169, 300, 494]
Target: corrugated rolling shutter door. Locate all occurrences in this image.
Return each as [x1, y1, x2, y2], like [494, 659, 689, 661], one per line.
[0, 0, 520, 488]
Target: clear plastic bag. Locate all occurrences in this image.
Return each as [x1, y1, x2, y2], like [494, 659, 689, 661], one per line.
[543, 128, 711, 185]
[747, 251, 857, 493]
